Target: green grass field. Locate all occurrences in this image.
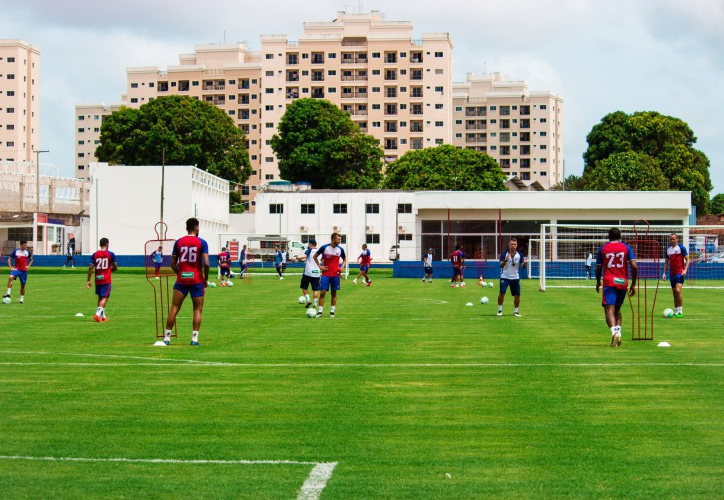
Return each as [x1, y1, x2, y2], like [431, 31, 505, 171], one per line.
[1, 268, 723, 498]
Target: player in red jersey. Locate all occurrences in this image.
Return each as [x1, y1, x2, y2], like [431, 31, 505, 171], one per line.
[353, 243, 372, 286]
[662, 233, 689, 318]
[450, 245, 465, 287]
[313, 232, 347, 318]
[86, 237, 118, 322]
[218, 247, 232, 286]
[4, 240, 33, 304]
[596, 227, 638, 347]
[163, 218, 210, 346]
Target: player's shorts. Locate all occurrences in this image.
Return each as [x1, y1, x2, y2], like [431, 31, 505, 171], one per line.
[174, 282, 205, 298]
[669, 274, 684, 288]
[424, 265, 433, 274]
[320, 275, 341, 292]
[500, 278, 521, 296]
[452, 267, 463, 277]
[602, 286, 627, 309]
[95, 283, 112, 298]
[300, 274, 321, 291]
[153, 263, 162, 270]
[9, 269, 28, 284]
[359, 264, 369, 272]
[220, 267, 230, 276]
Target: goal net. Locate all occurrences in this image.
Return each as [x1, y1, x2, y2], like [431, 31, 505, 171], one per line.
[532, 223, 724, 290]
[217, 233, 350, 279]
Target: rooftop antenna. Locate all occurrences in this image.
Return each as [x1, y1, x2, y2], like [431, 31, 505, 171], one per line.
[223, 30, 226, 44]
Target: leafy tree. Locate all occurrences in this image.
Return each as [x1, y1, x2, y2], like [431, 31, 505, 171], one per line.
[582, 111, 712, 212]
[584, 152, 669, 191]
[270, 99, 383, 189]
[96, 95, 251, 184]
[710, 194, 724, 215]
[550, 174, 586, 191]
[382, 145, 507, 191]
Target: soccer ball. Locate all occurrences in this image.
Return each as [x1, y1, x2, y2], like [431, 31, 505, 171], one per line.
[479, 281, 487, 287]
[305, 308, 317, 318]
[488, 282, 494, 288]
[480, 296, 489, 304]
[208, 281, 217, 288]
[227, 280, 234, 287]
[298, 295, 308, 304]
[2, 296, 10, 304]
[663, 308, 674, 318]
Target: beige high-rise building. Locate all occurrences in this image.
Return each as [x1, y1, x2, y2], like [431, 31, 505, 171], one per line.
[75, 10, 563, 206]
[75, 102, 125, 177]
[0, 38, 41, 163]
[452, 73, 563, 189]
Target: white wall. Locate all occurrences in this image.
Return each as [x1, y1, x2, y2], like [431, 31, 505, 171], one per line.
[89, 163, 229, 254]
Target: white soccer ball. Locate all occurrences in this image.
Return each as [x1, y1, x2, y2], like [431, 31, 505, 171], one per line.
[298, 295, 308, 304]
[480, 296, 489, 304]
[663, 308, 674, 318]
[2, 296, 10, 304]
[480, 281, 487, 287]
[227, 280, 234, 287]
[488, 282, 494, 288]
[208, 281, 216, 288]
[305, 308, 317, 318]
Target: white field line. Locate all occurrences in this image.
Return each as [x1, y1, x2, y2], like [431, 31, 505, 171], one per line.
[0, 455, 337, 500]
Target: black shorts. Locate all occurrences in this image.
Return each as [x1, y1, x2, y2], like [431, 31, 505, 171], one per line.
[300, 274, 321, 291]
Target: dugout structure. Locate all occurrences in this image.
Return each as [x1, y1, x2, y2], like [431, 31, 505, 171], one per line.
[531, 224, 724, 291]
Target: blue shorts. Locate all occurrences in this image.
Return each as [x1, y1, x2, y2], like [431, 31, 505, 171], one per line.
[670, 274, 684, 288]
[602, 286, 627, 309]
[320, 275, 341, 292]
[300, 274, 321, 291]
[174, 282, 205, 298]
[359, 265, 369, 272]
[10, 269, 28, 284]
[220, 267, 230, 276]
[95, 283, 112, 298]
[500, 278, 521, 296]
[452, 267, 463, 277]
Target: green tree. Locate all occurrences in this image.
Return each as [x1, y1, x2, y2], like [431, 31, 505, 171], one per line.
[382, 145, 507, 191]
[584, 151, 669, 191]
[582, 111, 712, 212]
[710, 194, 724, 215]
[270, 99, 383, 189]
[550, 174, 586, 191]
[96, 95, 251, 184]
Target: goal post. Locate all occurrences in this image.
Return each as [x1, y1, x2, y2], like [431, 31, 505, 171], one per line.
[535, 224, 724, 291]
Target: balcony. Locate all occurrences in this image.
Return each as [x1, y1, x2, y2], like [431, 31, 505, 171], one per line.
[341, 91, 368, 99]
[465, 110, 486, 117]
[465, 123, 486, 130]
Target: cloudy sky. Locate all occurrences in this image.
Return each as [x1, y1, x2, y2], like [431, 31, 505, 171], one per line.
[3, 0, 723, 193]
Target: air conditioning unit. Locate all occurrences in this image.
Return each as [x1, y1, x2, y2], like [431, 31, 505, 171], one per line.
[300, 226, 308, 232]
[333, 225, 342, 232]
[365, 225, 373, 232]
[398, 225, 406, 233]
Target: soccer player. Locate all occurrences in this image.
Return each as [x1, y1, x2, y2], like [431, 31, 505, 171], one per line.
[497, 238, 527, 317]
[450, 245, 465, 287]
[596, 227, 638, 347]
[151, 245, 163, 278]
[296, 239, 321, 309]
[353, 243, 372, 286]
[238, 244, 247, 278]
[422, 247, 434, 283]
[163, 218, 210, 346]
[63, 235, 76, 269]
[313, 232, 347, 318]
[4, 240, 33, 304]
[662, 233, 689, 318]
[218, 246, 232, 286]
[86, 237, 118, 322]
[585, 251, 594, 279]
[274, 246, 285, 280]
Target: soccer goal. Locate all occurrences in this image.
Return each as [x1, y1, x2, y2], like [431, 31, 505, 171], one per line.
[217, 233, 350, 279]
[532, 223, 724, 291]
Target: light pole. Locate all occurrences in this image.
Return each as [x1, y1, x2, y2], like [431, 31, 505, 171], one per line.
[32, 148, 49, 254]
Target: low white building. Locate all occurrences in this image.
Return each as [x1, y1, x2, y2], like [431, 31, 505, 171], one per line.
[252, 190, 692, 261]
[88, 163, 229, 255]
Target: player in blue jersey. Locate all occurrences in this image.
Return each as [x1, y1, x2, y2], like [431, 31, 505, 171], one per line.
[238, 244, 247, 278]
[313, 233, 347, 317]
[274, 246, 285, 280]
[151, 245, 163, 278]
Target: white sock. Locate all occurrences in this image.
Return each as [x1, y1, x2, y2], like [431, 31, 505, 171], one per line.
[192, 331, 199, 342]
[498, 306, 502, 313]
[164, 329, 172, 340]
[318, 307, 323, 314]
[514, 308, 519, 313]
[353, 279, 357, 283]
[330, 306, 336, 313]
[313, 298, 318, 307]
[96, 306, 103, 316]
[19, 295, 24, 301]
[6, 288, 10, 295]
[611, 326, 618, 336]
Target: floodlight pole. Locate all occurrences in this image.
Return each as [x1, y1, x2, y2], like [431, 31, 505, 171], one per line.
[32, 148, 49, 254]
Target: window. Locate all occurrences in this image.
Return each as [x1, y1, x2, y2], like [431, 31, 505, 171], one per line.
[435, 121, 443, 127]
[265, 157, 274, 162]
[265, 54, 274, 59]
[7, 107, 14, 113]
[372, 52, 380, 58]
[540, 104, 547, 110]
[434, 86, 443, 92]
[366, 204, 380, 214]
[435, 104, 443, 109]
[434, 51, 443, 57]
[301, 203, 315, 214]
[265, 174, 274, 180]
[366, 234, 381, 244]
[540, 118, 547, 123]
[7, 57, 15, 62]
[301, 235, 316, 244]
[397, 203, 412, 214]
[130, 82, 138, 88]
[7, 74, 15, 80]
[269, 203, 284, 214]
[399, 233, 413, 241]
[333, 203, 347, 214]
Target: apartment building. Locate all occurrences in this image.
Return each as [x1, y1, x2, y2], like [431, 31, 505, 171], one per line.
[75, 10, 562, 206]
[452, 73, 563, 189]
[75, 102, 125, 177]
[0, 38, 41, 163]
